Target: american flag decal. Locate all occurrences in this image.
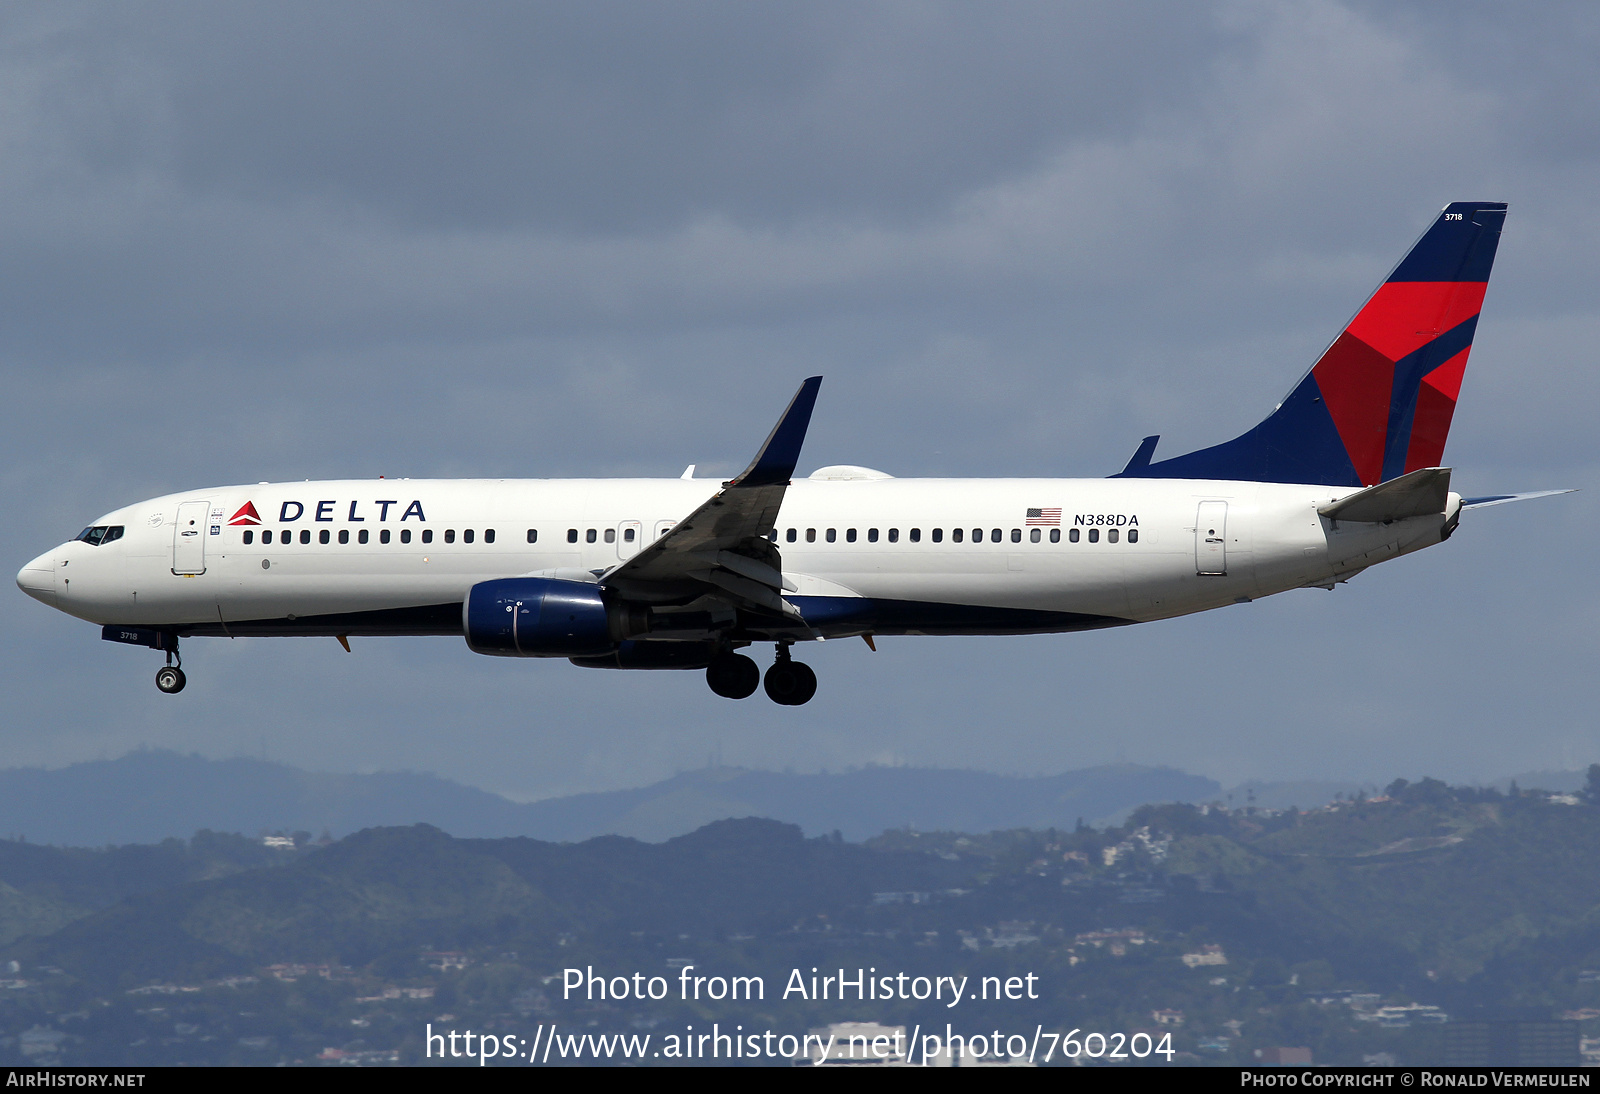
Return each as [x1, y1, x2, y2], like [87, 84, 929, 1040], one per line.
[1026, 508, 1061, 526]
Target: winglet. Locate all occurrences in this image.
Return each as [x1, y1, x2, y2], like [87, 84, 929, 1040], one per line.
[730, 377, 823, 487]
[1119, 436, 1160, 476]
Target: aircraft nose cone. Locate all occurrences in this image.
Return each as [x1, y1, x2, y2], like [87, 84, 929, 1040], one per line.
[16, 551, 55, 606]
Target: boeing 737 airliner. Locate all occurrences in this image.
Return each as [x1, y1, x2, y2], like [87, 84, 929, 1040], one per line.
[16, 202, 1566, 704]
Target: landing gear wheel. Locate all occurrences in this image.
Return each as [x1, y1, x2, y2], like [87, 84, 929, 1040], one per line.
[763, 660, 817, 705]
[155, 666, 186, 694]
[706, 654, 760, 699]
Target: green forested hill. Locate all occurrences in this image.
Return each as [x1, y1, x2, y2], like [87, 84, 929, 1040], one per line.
[4, 778, 1600, 1066]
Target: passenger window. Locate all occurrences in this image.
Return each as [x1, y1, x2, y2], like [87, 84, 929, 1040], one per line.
[338, 530, 349, 544]
[585, 529, 596, 543]
[826, 528, 837, 543]
[567, 528, 578, 543]
[973, 529, 983, 542]
[602, 528, 613, 543]
[1088, 528, 1099, 543]
[909, 528, 920, 542]
[846, 528, 857, 543]
[300, 530, 310, 544]
[381, 529, 391, 544]
[422, 529, 434, 544]
[1010, 528, 1021, 543]
[319, 529, 330, 544]
[1108, 528, 1119, 543]
[465, 529, 476, 544]
[991, 529, 1002, 543]
[527, 529, 538, 543]
[786, 529, 797, 543]
[262, 530, 272, 545]
[359, 529, 370, 544]
[932, 528, 943, 542]
[952, 528, 963, 543]
[1128, 529, 1139, 544]
[1069, 528, 1080, 543]
[445, 529, 457, 544]
[888, 528, 898, 543]
[1050, 528, 1060, 543]
[400, 529, 412, 544]
[243, 530, 254, 545]
[868, 528, 879, 543]
[1030, 528, 1041, 543]
[806, 528, 816, 542]
[621, 528, 632, 542]
[484, 529, 495, 544]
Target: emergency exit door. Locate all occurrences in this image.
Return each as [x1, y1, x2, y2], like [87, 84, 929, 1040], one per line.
[617, 521, 643, 559]
[1195, 501, 1227, 576]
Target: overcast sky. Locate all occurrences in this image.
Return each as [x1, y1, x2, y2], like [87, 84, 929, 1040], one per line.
[3, 1, 1597, 800]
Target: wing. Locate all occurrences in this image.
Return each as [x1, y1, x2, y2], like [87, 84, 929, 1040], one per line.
[601, 377, 822, 618]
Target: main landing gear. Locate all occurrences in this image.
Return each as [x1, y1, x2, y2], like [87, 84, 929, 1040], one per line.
[705, 644, 817, 705]
[154, 640, 186, 695]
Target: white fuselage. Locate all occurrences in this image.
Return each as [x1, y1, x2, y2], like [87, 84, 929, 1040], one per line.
[17, 474, 1457, 640]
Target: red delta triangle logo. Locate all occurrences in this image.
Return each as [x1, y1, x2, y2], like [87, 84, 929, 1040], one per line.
[228, 501, 262, 526]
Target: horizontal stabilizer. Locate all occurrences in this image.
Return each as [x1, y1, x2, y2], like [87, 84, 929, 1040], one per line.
[1319, 466, 1451, 523]
[1461, 489, 1576, 510]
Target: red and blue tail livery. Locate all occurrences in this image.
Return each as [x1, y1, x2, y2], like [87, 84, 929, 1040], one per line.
[1118, 202, 1507, 487]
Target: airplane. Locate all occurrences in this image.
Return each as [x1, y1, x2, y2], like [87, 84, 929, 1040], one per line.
[16, 201, 1569, 705]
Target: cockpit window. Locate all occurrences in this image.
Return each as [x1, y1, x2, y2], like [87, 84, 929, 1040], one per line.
[74, 525, 123, 546]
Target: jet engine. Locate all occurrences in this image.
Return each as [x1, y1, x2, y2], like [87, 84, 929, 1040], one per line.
[463, 577, 649, 657]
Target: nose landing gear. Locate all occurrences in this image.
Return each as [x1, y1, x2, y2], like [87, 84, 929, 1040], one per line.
[763, 644, 817, 706]
[154, 640, 186, 694]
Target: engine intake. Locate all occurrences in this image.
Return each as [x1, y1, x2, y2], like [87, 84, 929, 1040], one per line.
[463, 577, 648, 657]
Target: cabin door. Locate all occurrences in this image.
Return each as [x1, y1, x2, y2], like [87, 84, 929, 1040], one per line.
[172, 500, 211, 575]
[1195, 501, 1227, 576]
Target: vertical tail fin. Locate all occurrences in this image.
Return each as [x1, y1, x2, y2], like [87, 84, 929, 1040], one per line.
[1118, 202, 1507, 486]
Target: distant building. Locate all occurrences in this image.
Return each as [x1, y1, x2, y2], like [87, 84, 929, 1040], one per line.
[18, 1026, 65, 1059]
[1363, 1003, 1448, 1028]
[262, 835, 295, 849]
[1181, 945, 1227, 967]
[1151, 1009, 1185, 1026]
[421, 951, 471, 971]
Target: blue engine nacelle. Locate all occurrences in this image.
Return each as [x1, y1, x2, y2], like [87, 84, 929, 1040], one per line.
[463, 577, 648, 657]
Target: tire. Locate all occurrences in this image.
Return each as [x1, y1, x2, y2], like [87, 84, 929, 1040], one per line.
[764, 661, 817, 705]
[706, 654, 759, 699]
[155, 666, 186, 694]
[788, 661, 817, 705]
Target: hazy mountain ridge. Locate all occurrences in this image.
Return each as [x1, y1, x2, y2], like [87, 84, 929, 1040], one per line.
[0, 751, 1223, 845]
